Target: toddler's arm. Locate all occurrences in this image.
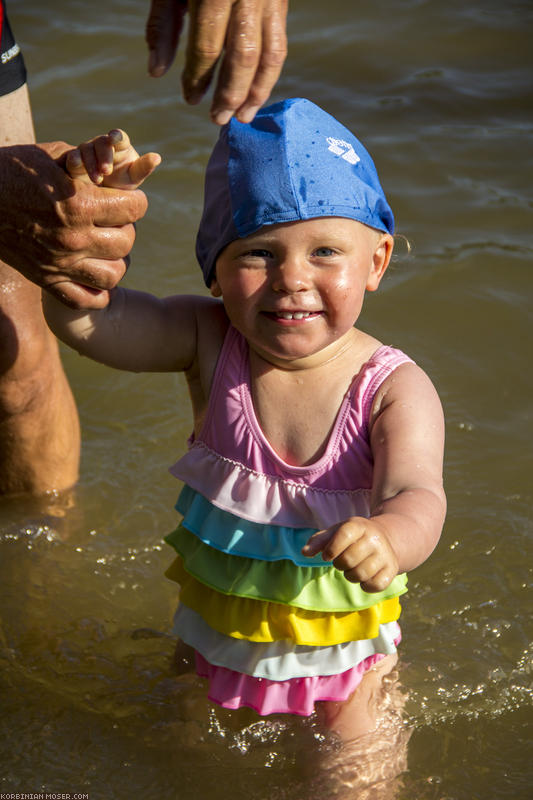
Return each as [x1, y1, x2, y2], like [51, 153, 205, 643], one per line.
[42, 288, 212, 373]
[302, 363, 446, 592]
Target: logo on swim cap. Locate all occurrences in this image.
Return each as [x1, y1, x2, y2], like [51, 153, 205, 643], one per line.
[326, 137, 360, 165]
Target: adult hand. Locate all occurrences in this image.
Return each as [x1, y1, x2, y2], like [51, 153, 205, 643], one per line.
[146, 0, 288, 125]
[0, 141, 148, 309]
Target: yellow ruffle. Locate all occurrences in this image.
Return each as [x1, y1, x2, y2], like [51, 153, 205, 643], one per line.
[166, 556, 401, 646]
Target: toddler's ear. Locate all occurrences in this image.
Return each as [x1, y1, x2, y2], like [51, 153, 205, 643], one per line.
[210, 278, 222, 297]
[366, 233, 394, 292]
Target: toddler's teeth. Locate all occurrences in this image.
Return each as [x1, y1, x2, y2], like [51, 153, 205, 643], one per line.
[277, 311, 312, 320]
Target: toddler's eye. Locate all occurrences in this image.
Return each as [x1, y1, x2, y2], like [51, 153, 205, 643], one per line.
[313, 247, 335, 257]
[246, 248, 273, 258]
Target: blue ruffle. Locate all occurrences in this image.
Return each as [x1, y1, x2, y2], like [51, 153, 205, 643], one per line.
[176, 484, 331, 566]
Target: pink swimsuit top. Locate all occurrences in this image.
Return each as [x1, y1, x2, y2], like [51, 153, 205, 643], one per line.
[166, 325, 414, 716]
[170, 325, 414, 529]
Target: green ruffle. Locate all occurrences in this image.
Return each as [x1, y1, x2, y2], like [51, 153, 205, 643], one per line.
[166, 524, 407, 612]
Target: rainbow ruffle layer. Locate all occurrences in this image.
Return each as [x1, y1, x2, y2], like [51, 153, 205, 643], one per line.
[165, 480, 407, 716]
[173, 604, 401, 680]
[169, 442, 373, 528]
[195, 646, 401, 717]
[166, 524, 407, 611]
[166, 556, 402, 644]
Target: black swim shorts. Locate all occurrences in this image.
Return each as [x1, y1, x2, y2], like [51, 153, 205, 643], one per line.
[0, 0, 27, 97]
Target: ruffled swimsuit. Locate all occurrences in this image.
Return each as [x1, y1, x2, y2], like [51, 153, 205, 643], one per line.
[165, 325, 413, 716]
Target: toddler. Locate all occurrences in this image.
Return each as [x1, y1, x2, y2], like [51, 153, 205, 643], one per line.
[45, 99, 446, 739]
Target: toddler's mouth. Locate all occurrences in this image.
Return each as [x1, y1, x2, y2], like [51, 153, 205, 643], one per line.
[264, 310, 321, 321]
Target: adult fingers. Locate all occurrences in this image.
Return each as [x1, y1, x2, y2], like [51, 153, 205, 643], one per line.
[233, 0, 288, 123]
[181, 0, 234, 106]
[57, 222, 137, 264]
[42, 253, 130, 309]
[209, 0, 264, 124]
[147, 0, 287, 123]
[46, 278, 112, 310]
[146, 0, 188, 77]
[65, 186, 148, 228]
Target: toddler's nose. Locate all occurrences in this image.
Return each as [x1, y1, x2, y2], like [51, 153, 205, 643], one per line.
[271, 258, 312, 293]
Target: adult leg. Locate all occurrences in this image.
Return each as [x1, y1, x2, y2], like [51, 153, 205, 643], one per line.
[0, 84, 80, 495]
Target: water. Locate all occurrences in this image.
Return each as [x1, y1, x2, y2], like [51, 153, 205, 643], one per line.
[1, 0, 532, 797]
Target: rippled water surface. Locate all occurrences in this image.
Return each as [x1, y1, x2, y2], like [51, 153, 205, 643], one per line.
[1, 1, 532, 798]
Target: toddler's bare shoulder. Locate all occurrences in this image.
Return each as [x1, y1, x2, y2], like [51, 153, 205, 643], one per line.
[371, 361, 442, 420]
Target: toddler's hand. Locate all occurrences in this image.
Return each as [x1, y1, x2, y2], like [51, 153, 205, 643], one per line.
[65, 129, 161, 189]
[302, 517, 399, 593]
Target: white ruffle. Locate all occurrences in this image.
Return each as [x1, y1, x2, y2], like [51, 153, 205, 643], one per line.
[173, 603, 400, 680]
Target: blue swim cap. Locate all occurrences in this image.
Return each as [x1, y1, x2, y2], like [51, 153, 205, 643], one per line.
[196, 98, 394, 287]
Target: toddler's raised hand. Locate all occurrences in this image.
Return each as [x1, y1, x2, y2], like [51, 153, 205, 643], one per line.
[66, 129, 161, 189]
[302, 517, 399, 593]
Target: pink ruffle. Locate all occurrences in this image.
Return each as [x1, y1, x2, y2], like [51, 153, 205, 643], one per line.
[170, 442, 371, 528]
[195, 645, 397, 717]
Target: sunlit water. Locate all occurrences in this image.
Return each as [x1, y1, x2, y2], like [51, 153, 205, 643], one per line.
[1, 1, 532, 798]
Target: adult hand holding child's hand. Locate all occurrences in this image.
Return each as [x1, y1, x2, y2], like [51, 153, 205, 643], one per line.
[0, 140, 149, 309]
[302, 518, 400, 593]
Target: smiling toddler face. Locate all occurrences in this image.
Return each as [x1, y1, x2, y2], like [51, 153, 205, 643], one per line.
[211, 217, 393, 367]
